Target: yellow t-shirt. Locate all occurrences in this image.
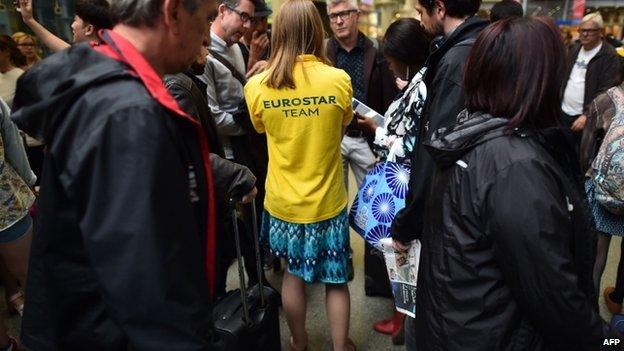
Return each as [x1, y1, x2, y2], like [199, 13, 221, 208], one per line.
[244, 55, 353, 223]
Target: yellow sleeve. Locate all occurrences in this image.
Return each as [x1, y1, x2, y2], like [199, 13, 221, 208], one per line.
[243, 79, 266, 133]
[342, 73, 354, 127]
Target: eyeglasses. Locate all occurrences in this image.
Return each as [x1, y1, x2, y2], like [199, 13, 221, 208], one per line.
[226, 5, 253, 24]
[579, 28, 601, 35]
[328, 9, 357, 23]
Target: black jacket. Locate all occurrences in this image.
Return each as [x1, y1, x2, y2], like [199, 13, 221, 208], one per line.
[563, 41, 620, 113]
[12, 42, 218, 350]
[165, 71, 256, 298]
[165, 71, 225, 158]
[392, 17, 488, 242]
[414, 112, 617, 350]
[164, 72, 255, 201]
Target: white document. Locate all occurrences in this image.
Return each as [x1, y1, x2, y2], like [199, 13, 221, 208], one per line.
[352, 98, 385, 127]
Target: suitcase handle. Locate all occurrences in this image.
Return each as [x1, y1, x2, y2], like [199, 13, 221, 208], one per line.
[229, 197, 267, 325]
[248, 199, 266, 307]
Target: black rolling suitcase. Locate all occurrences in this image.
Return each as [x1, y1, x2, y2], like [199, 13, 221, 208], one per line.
[213, 199, 281, 350]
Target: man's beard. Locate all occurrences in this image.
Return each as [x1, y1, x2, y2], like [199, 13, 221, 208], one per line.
[189, 60, 206, 75]
[431, 21, 445, 37]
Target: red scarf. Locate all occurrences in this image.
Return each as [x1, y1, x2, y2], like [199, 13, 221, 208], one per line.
[92, 30, 217, 298]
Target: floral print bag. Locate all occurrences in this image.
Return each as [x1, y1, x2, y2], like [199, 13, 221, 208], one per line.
[0, 133, 36, 231]
[592, 86, 624, 215]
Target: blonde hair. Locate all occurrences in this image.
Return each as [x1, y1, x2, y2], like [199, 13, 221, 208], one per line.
[582, 12, 604, 29]
[11, 32, 41, 63]
[265, 0, 328, 89]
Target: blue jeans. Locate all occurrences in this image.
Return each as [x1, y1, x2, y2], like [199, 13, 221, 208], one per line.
[0, 215, 32, 243]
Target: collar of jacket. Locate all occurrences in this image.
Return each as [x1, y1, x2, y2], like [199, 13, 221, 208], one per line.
[424, 111, 509, 168]
[569, 39, 615, 63]
[327, 31, 377, 99]
[94, 30, 218, 299]
[424, 110, 577, 176]
[424, 16, 488, 71]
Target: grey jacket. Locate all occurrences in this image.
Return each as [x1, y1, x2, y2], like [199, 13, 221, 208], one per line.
[0, 98, 35, 186]
[198, 31, 249, 159]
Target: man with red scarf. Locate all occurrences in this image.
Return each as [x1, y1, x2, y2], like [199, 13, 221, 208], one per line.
[10, 0, 236, 349]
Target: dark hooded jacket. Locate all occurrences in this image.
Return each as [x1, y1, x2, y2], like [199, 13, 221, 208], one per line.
[414, 112, 617, 350]
[11, 34, 219, 350]
[391, 17, 488, 243]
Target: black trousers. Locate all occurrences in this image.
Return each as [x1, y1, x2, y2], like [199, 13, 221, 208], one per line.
[560, 110, 582, 158]
[26, 145, 45, 186]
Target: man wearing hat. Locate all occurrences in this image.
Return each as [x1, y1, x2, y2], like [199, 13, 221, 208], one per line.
[561, 12, 620, 155]
[240, 0, 272, 75]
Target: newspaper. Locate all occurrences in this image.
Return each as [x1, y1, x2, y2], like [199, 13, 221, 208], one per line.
[379, 238, 421, 318]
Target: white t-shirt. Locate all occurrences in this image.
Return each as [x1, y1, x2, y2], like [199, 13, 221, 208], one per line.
[561, 43, 602, 116]
[0, 67, 24, 108]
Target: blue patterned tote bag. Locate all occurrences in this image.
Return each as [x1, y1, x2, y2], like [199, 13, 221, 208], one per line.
[349, 161, 411, 248]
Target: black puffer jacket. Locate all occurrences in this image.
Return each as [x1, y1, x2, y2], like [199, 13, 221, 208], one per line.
[414, 112, 618, 350]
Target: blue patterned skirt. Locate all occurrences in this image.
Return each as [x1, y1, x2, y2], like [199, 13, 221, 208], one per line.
[261, 208, 350, 284]
[585, 179, 624, 236]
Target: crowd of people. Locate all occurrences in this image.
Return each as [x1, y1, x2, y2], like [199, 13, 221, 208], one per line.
[0, 0, 623, 350]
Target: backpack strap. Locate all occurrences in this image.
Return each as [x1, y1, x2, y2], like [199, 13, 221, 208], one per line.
[208, 49, 247, 87]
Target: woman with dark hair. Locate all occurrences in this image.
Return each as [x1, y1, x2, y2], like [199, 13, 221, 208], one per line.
[409, 17, 614, 350]
[355, 18, 430, 344]
[0, 35, 26, 108]
[358, 18, 430, 163]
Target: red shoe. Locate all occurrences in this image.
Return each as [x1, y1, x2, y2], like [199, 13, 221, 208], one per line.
[373, 317, 394, 334]
[373, 311, 405, 335]
[604, 287, 623, 314]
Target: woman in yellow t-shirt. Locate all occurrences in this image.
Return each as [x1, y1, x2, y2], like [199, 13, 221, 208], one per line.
[244, 1, 355, 350]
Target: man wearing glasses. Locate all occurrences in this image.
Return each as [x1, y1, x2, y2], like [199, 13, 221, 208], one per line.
[200, 0, 270, 293]
[326, 0, 396, 194]
[561, 12, 619, 155]
[201, 0, 256, 154]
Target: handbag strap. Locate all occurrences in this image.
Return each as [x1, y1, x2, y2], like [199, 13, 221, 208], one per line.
[208, 49, 247, 87]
